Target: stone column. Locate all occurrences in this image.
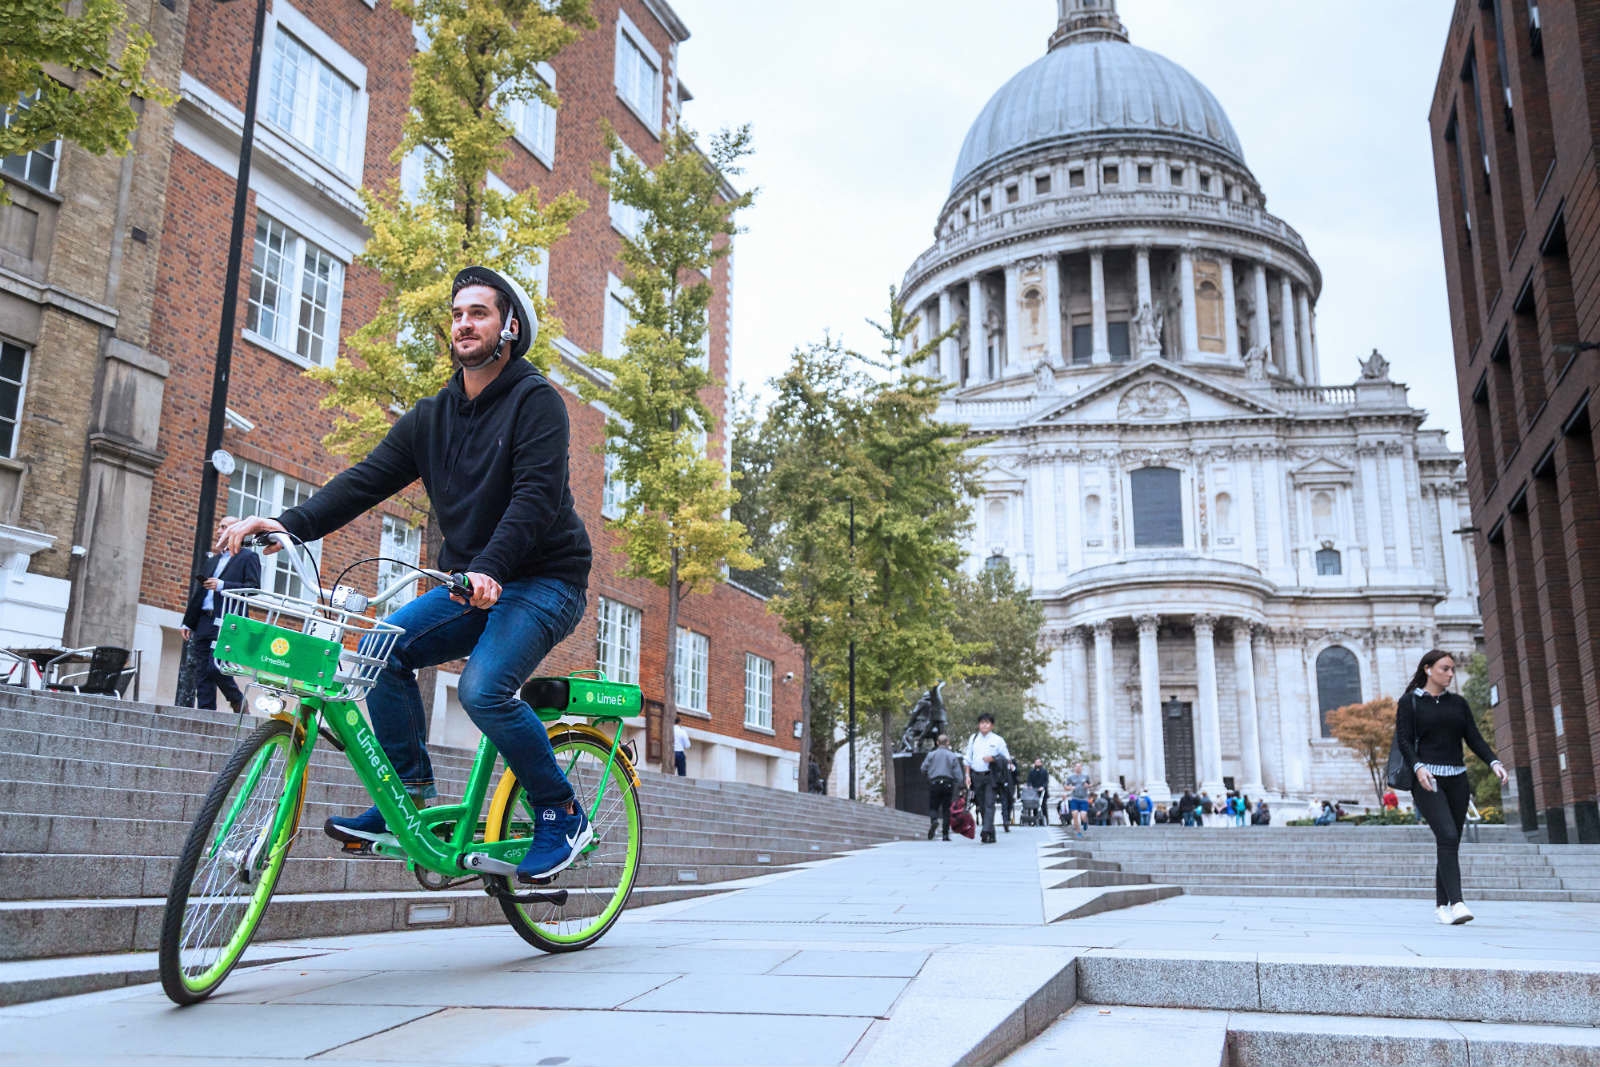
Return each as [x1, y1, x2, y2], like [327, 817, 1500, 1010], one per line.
[1386, 444, 1415, 579]
[1436, 487, 1466, 598]
[1044, 256, 1064, 366]
[1194, 614, 1225, 795]
[1357, 444, 1387, 577]
[1030, 456, 1058, 586]
[1065, 626, 1090, 773]
[1093, 620, 1116, 786]
[968, 275, 987, 384]
[1296, 288, 1315, 384]
[1308, 303, 1321, 383]
[1004, 263, 1022, 373]
[1219, 255, 1240, 359]
[1231, 621, 1265, 796]
[938, 288, 958, 382]
[1178, 247, 1200, 359]
[1252, 263, 1271, 366]
[916, 300, 934, 373]
[1136, 613, 1170, 800]
[1274, 629, 1310, 794]
[1135, 246, 1154, 309]
[1089, 249, 1110, 363]
[1279, 275, 1301, 383]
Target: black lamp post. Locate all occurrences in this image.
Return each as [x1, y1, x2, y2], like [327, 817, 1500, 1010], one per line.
[188, 0, 269, 586]
[847, 496, 857, 801]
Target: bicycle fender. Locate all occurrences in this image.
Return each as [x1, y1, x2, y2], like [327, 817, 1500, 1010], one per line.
[484, 723, 641, 839]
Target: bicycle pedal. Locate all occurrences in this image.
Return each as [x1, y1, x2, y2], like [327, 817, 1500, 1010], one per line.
[337, 839, 375, 855]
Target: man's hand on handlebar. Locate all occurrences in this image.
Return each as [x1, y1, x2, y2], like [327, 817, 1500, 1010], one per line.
[452, 571, 501, 610]
[218, 516, 287, 555]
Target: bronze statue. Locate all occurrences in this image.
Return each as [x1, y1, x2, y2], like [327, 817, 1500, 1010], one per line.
[898, 682, 948, 754]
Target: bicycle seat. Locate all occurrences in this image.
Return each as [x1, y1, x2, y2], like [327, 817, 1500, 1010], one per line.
[521, 672, 642, 721]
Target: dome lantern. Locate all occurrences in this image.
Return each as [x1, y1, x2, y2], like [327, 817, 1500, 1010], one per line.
[1049, 0, 1129, 49]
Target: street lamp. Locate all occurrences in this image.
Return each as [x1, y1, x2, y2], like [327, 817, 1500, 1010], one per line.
[847, 496, 857, 801]
[188, 0, 269, 592]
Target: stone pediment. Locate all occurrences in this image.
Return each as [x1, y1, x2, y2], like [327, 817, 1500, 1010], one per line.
[1028, 360, 1281, 427]
[1290, 456, 1356, 485]
[984, 462, 1027, 490]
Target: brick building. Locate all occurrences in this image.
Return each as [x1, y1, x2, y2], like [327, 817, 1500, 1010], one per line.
[0, 0, 185, 657]
[1429, 0, 1600, 842]
[5, 0, 803, 789]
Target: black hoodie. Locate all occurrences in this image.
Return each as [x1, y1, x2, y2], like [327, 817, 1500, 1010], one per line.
[277, 358, 590, 588]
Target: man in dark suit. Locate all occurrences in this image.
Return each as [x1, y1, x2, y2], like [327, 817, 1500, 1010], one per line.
[181, 514, 261, 712]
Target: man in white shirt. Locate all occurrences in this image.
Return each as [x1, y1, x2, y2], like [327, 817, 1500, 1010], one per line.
[963, 713, 1011, 844]
[672, 716, 691, 777]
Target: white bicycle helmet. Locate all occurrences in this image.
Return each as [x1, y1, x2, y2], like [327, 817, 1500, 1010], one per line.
[451, 265, 539, 360]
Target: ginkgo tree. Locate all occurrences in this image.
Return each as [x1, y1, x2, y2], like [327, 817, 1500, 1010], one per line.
[577, 123, 757, 772]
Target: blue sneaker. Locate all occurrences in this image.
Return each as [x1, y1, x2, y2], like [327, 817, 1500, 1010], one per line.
[516, 803, 593, 883]
[324, 804, 388, 850]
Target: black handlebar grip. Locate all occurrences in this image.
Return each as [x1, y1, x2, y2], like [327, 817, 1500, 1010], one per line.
[449, 572, 474, 597]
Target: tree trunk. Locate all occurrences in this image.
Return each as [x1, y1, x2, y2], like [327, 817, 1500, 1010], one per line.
[415, 507, 444, 740]
[661, 550, 680, 775]
[799, 650, 814, 792]
[879, 708, 895, 808]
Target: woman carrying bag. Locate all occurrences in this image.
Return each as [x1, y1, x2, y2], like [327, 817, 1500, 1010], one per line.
[1393, 649, 1509, 925]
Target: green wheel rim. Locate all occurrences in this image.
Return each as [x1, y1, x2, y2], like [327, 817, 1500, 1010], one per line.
[176, 732, 296, 991]
[503, 735, 642, 945]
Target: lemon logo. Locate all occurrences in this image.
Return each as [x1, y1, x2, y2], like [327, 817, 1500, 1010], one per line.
[585, 691, 594, 703]
[346, 709, 360, 726]
[270, 637, 290, 656]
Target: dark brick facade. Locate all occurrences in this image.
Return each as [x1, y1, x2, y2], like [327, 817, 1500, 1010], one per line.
[1430, 0, 1600, 841]
[140, 0, 800, 780]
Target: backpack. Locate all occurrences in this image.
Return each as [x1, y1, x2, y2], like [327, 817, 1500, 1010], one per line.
[949, 792, 977, 839]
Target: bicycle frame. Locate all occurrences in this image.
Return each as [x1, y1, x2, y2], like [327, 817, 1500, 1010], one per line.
[237, 696, 637, 879]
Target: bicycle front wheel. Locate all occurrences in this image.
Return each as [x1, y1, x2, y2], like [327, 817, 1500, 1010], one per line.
[159, 717, 305, 1004]
[490, 729, 642, 952]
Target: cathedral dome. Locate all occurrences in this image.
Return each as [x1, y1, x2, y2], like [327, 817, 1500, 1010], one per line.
[950, 38, 1246, 193]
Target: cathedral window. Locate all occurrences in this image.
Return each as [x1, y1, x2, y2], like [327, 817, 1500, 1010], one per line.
[1170, 165, 1184, 187]
[1107, 321, 1130, 362]
[1137, 164, 1152, 184]
[1103, 164, 1120, 185]
[1311, 490, 1337, 538]
[1315, 547, 1342, 576]
[981, 194, 992, 214]
[1130, 467, 1183, 548]
[1315, 647, 1362, 736]
[1069, 168, 1085, 188]
[1071, 322, 1093, 365]
[1035, 174, 1051, 195]
[1006, 183, 1020, 204]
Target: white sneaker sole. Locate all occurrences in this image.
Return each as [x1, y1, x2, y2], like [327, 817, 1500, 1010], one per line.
[1452, 911, 1474, 925]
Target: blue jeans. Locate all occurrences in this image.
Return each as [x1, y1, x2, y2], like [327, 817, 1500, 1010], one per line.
[362, 577, 586, 807]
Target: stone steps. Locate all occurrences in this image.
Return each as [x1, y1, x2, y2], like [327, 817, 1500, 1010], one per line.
[0, 689, 926, 967]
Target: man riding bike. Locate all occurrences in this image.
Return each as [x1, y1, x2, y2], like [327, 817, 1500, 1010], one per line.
[221, 266, 593, 883]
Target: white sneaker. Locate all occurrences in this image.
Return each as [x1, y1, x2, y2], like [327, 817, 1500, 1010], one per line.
[1450, 902, 1474, 925]
[1436, 905, 1454, 925]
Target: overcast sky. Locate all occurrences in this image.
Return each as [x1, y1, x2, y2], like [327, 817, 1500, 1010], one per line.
[666, 0, 1462, 446]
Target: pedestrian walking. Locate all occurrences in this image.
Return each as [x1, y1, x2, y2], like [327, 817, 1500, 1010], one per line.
[1123, 791, 1140, 827]
[180, 514, 260, 714]
[1063, 761, 1094, 837]
[1027, 758, 1050, 815]
[673, 716, 691, 776]
[963, 713, 1011, 844]
[1138, 789, 1153, 826]
[995, 757, 1018, 832]
[921, 734, 963, 841]
[1396, 649, 1508, 925]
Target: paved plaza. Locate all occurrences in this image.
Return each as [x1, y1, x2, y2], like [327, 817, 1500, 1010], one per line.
[3, 828, 1599, 1066]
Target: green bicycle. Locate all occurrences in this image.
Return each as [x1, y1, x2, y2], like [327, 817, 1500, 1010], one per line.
[157, 533, 644, 1005]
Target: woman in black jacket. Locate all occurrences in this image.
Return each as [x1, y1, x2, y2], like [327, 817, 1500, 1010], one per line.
[1395, 649, 1509, 925]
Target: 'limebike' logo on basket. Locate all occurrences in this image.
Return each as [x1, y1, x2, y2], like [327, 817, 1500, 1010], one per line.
[270, 637, 290, 656]
[586, 689, 629, 708]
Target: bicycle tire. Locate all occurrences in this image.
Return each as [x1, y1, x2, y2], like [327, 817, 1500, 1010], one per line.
[488, 729, 642, 953]
[158, 717, 305, 1004]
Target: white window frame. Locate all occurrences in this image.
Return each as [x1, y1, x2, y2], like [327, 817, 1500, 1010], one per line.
[608, 141, 646, 240]
[485, 171, 549, 299]
[263, 15, 362, 176]
[399, 143, 446, 203]
[596, 597, 642, 685]
[0, 340, 29, 458]
[602, 446, 632, 519]
[245, 210, 346, 368]
[675, 627, 709, 715]
[509, 62, 557, 168]
[744, 653, 773, 731]
[226, 460, 322, 602]
[614, 9, 662, 136]
[0, 94, 59, 192]
[377, 514, 422, 617]
[603, 274, 633, 359]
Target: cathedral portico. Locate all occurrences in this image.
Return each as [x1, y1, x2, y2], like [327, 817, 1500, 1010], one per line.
[909, 0, 1481, 805]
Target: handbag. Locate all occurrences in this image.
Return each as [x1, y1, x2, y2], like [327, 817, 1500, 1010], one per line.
[1385, 696, 1417, 792]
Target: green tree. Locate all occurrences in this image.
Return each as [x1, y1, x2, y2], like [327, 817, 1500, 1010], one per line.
[851, 295, 986, 806]
[948, 558, 1049, 687]
[575, 124, 757, 772]
[942, 684, 1085, 778]
[1326, 697, 1398, 805]
[0, 0, 175, 204]
[728, 383, 779, 597]
[1460, 652, 1503, 816]
[311, 0, 591, 466]
[760, 339, 875, 785]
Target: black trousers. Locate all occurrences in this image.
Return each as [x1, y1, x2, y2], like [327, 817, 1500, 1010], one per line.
[999, 789, 1013, 829]
[674, 751, 687, 776]
[1413, 773, 1472, 905]
[928, 777, 954, 834]
[191, 635, 243, 711]
[971, 771, 996, 837]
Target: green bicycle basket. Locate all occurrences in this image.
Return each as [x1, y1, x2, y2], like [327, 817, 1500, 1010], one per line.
[521, 670, 642, 722]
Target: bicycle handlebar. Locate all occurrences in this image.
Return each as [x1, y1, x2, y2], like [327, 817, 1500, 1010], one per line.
[247, 532, 471, 612]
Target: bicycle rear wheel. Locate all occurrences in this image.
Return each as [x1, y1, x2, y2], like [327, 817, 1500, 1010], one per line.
[159, 717, 305, 1004]
[489, 729, 642, 952]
